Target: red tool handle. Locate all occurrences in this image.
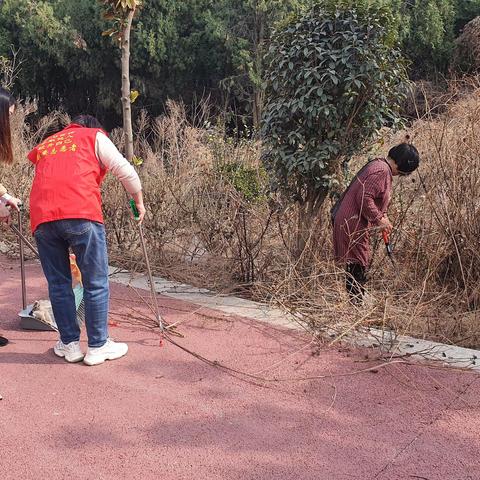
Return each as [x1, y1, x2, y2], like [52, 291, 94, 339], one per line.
[382, 230, 395, 264]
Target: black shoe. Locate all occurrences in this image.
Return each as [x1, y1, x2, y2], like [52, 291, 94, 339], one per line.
[0, 336, 9, 347]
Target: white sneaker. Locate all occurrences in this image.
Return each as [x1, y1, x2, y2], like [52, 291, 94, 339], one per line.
[53, 340, 84, 363]
[83, 339, 128, 366]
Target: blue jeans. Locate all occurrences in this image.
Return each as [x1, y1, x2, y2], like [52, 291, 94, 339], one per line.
[34, 219, 110, 348]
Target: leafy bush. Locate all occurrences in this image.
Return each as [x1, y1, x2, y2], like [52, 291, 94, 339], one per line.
[217, 162, 267, 202]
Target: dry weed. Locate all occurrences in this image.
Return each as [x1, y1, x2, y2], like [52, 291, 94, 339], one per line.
[2, 89, 480, 349]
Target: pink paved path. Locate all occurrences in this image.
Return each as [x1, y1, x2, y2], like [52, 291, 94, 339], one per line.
[1, 254, 479, 480]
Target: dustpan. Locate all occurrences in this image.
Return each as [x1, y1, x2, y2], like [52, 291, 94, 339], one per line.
[18, 284, 85, 332]
[10, 208, 85, 331]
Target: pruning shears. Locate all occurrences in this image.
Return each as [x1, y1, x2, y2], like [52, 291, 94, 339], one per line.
[382, 230, 395, 265]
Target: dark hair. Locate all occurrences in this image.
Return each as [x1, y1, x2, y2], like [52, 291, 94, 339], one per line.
[39, 114, 70, 142]
[0, 87, 15, 164]
[388, 143, 420, 175]
[71, 114, 104, 130]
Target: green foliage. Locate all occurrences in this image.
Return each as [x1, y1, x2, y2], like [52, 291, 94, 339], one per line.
[455, 0, 480, 33]
[1, 0, 480, 125]
[222, 1, 313, 82]
[395, 0, 456, 77]
[99, 0, 143, 41]
[325, 1, 480, 79]
[0, 0, 236, 125]
[0, 0, 119, 119]
[262, 2, 407, 204]
[131, 1, 233, 109]
[388, 0, 480, 78]
[218, 162, 267, 202]
[326, 0, 480, 78]
[219, 0, 315, 126]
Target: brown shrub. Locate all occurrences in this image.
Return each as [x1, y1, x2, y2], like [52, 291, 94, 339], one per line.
[3, 89, 480, 349]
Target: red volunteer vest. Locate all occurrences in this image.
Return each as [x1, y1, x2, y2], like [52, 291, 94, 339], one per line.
[28, 124, 107, 233]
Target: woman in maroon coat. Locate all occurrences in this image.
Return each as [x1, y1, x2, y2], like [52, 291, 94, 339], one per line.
[333, 143, 420, 303]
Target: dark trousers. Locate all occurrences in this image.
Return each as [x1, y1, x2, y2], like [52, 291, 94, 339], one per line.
[346, 263, 367, 303]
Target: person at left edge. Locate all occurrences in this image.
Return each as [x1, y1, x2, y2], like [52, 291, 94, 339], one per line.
[28, 115, 146, 366]
[0, 87, 22, 347]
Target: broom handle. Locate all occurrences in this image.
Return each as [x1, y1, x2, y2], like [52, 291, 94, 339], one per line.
[18, 209, 27, 310]
[130, 200, 165, 332]
[9, 223, 39, 259]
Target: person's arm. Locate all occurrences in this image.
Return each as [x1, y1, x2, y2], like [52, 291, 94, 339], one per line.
[0, 192, 21, 211]
[358, 172, 391, 231]
[0, 181, 21, 211]
[0, 192, 10, 224]
[95, 132, 146, 222]
[0, 190, 16, 224]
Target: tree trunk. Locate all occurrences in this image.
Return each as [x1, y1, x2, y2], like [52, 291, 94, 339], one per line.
[253, 88, 264, 133]
[295, 187, 328, 260]
[121, 8, 135, 162]
[252, 4, 265, 132]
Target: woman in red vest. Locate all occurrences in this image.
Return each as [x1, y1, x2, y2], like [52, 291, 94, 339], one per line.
[0, 87, 22, 347]
[28, 115, 145, 365]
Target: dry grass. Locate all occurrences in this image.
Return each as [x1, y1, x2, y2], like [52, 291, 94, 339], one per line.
[2, 85, 480, 349]
[267, 79, 480, 349]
